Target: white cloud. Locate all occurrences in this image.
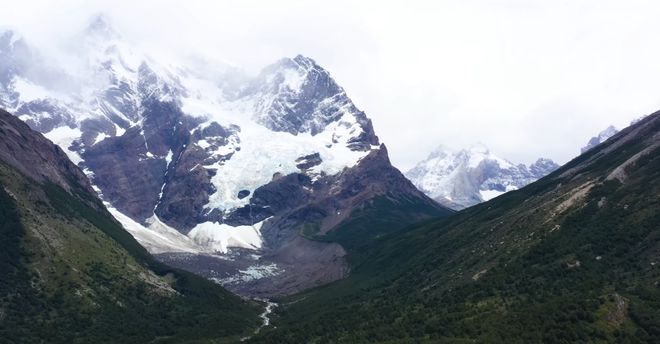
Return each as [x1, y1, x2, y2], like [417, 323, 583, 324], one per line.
[2, 0, 659, 170]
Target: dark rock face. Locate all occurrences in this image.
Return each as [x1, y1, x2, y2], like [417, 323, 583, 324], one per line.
[154, 144, 213, 231]
[0, 109, 95, 198]
[83, 125, 167, 220]
[79, 116, 117, 146]
[155, 122, 239, 231]
[295, 152, 322, 170]
[83, 100, 196, 221]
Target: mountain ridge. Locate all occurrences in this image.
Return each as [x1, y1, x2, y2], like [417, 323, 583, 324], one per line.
[406, 143, 559, 209]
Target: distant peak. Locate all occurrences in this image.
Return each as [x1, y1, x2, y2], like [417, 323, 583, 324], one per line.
[269, 54, 323, 75]
[581, 124, 619, 153]
[599, 125, 618, 137]
[533, 157, 555, 164]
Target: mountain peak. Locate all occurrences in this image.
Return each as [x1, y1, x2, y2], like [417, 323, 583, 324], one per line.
[600, 125, 618, 137]
[406, 143, 559, 209]
[292, 54, 318, 70]
[581, 125, 619, 153]
[268, 54, 324, 78]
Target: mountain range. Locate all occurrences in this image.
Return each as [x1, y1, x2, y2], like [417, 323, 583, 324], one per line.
[0, 16, 449, 297]
[2, 13, 659, 344]
[407, 120, 647, 210]
[406, 143, 559, 209]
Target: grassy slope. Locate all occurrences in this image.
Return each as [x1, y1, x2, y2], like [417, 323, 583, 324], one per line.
[252, 113, 660, 343]
[0, 162, 261, 344]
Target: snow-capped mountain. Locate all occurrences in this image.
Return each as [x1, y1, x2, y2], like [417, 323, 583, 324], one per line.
[0, 16, 445, 296]
[581, 125, 618, 153]
[406, 144, 559, 210]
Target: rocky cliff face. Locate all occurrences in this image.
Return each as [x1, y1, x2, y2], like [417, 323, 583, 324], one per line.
[406, 144, 559, 210]
[0, 108, 94, 197]
[0, 16, 448, 296]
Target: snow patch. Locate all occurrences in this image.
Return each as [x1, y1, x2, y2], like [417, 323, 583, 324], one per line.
[43, 126, 83, 165]
[114, 123, 126, 136]
[187, 219, 268, 254]
[106, 205, 201, 254]
[164, 149, 173, 166]
[197, 139, 211, 149]
[203, 122, 368, 211]
[93, 132, 110, 145]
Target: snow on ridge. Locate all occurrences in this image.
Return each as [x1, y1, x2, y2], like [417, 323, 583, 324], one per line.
[107, 203, 274, 255]
[179, 68, 374, 214]
[203, 119, 371, 212]
[407, 143, 557, 209]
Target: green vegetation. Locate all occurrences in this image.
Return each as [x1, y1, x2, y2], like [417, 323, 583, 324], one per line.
[307, 194, 452, 262]
[0, 163, 260, 343]
[251, 115, 660, 343]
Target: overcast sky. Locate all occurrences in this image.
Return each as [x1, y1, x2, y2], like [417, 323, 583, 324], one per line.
[2, 0, 659, 170]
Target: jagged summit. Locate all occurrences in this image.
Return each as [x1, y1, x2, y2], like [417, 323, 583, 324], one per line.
[581, 125, 618, 153]
[246, 54, 378, 148]
[406, 143, 558, 209]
